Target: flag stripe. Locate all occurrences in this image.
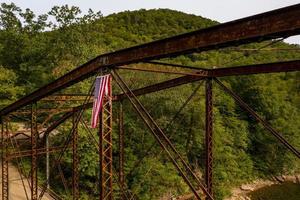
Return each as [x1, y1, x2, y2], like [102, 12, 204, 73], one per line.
[93, 77, 106, 126]
[92, 77, 104, 127]
[92, 78, 104, 127]
[91, 75, 111, 128]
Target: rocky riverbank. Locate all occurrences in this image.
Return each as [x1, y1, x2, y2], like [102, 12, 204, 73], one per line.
[225, 175, 300, 200]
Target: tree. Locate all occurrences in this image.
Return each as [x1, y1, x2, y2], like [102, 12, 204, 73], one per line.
[0, 2, 21, 31]
[0, 66, 24, 108]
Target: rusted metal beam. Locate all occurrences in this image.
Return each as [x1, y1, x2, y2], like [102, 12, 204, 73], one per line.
[1, 118, 9, 200]
[99, 76, 113, 200]
[41, 96, 91, 102]
[7, 146, 70, 159]
[38, 112, 85, 200]
[14, 60, 298, 144]
[118, 66, 207, 76]
[31, 103, 38, 200]
[210, 60, 300, 77]
[148, 58, 300, 77]
[145, 61, 208, 70]
[38, 86, 95, 200]
[112, 70, 213, 200]
[36, 75, 201, 134]
[214, 78, 300, 159]
[1, 4, 300, 115]
[116, 75, 205, 101]
[41, 111, 74, 142]
[12, 108, 73, 115]
[64, 60, 300, 113]
[50, 94, 90, 96]
[54, 75, 199, 115]
[205, 78, 213, 199]
[220, 47, 300, 52]
[45, 135, 50, 190]
[72, 114, 79, 200]
[77, 60, 299, 103]
[28, 60, 299, 132]
[116, 60, 300, 100]
[118, 102, 125, 200]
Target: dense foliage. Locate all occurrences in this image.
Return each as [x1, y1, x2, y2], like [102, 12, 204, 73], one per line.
[0, 3, 299, 199]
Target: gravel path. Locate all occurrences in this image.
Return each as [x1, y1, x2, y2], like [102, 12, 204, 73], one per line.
[0, 162, 53, 200]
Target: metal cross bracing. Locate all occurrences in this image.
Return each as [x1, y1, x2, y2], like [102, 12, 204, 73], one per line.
[1, 118, 9, 200]
[31, 103, 38, 200]
[72, 112, 79, 200]
[112, 70, 213, 200]
[205, 78, 213, 199]
[118, 101, 125, 200]
[99, 76, 113, 200]
[0, 4, 299, 200]
[78, 110, 133, 200]
[1, 64, 298, 200]
[1, 4, 300, 116]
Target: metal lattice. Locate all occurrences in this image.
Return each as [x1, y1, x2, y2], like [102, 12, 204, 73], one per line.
[205, 78, 213, 199]
[1, 118, 9, 200]
[31, 103, 38, 200]
[99, 76, 113, 200]
[118, 102, 125, 199]
[72, 112, 79, 200]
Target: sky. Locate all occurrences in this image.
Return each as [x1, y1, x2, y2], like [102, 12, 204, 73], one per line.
[1, 0, 300, 44]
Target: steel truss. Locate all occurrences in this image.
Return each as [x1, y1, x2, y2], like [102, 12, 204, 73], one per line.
[214, 78, 300, 158]
[0, 4, 299, 200]
[31, 103, 38, 200]
[1, 4, 300, 116]
[1, 65, 298, 200]
[99, 76, 113, 200]
[1, 118, 9, 200]
[118, 102, 125, 200]
[112, 70, 213, 200]
[72, 112, 79, 200]
[205, 78, 213, 198]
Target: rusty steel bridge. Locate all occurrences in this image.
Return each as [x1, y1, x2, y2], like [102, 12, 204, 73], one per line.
[1, 4, 300, 200]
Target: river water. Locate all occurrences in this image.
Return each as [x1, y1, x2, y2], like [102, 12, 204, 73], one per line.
[248, 181, 300, 200]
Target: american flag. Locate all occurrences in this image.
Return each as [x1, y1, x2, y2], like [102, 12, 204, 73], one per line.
[91, 74, 111, 128]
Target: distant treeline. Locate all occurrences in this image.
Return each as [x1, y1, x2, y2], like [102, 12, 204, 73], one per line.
[0, 3, 299, 199]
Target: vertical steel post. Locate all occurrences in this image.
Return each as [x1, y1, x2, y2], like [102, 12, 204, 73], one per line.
[99, 76, 113, 200]
[205, 78, 213, 199]
[72, 112, 79, 200]
[1, 117, 9, 200]
[46, 134, 50, 190]
[118, 101, 125, 199]
[31, 103, 38, 200]
[99, 111, 104, 199]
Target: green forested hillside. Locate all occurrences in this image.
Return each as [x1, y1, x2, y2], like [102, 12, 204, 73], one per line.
[0, 3, 299, 199]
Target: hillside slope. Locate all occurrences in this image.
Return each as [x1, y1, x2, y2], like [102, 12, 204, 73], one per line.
[0, 3, 299, 199]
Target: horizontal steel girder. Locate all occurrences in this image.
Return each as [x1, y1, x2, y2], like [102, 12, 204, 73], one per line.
[116, 60, 300, 100]
[18, 59, 299, 144]
[5, 60, 300, 123]
[210, 60, 300, 77]
[1, 4, 300, 115]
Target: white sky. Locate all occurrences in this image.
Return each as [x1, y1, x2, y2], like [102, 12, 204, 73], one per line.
[1, 0, 300, 44]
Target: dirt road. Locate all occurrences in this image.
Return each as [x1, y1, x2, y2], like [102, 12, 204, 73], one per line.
[0, 163, 53, 200]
